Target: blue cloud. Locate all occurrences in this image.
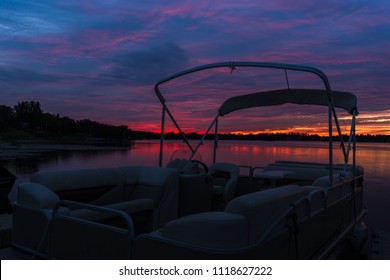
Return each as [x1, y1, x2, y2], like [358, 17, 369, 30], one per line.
[100, 42, 189, 85]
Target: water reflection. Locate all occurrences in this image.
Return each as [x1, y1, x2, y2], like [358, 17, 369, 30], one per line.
[2, 140, 389, 231]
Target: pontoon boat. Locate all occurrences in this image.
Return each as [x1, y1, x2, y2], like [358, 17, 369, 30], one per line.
[9, 62, 368, 259]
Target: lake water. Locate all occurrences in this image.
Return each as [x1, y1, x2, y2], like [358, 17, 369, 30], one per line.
[3, 140, 390, 231]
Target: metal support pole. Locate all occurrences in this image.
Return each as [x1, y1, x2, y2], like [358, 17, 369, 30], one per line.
[189, 115, 219, 161]
[332, 106, 347, 161]
[343, 111, 356, 174]
[213, 117, 219, 164]
[352, 112, 357, 173]
[329, 102, 333, 186]
[159, 106, 166, 167]
[165, 106, 194, 153]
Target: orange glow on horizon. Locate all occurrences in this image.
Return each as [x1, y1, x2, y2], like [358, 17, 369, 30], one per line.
[230, 129, 294, 135]
[229, 129, 331, 137]
[131, 126, 390, 136]
[127, 108, 390, 136]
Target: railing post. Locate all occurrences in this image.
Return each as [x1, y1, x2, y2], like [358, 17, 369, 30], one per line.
[159, 106, 166, 167]
[213, 117, 219, 164]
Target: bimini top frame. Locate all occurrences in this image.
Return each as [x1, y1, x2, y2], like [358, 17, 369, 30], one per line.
[154, 62, 359, 186]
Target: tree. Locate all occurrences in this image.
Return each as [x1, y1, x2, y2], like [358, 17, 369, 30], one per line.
[14, 101, 43, 127]
[0, 105, 15, 127]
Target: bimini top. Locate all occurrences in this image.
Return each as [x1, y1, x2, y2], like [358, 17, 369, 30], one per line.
[155, 62, 358, 115]
[155, 61, 360, 171]
[219, 88, 358, 116]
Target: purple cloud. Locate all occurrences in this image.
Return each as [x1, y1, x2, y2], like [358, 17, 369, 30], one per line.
[0, 0, 389, 134]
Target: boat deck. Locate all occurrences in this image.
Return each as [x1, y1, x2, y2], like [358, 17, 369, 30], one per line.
[1, 212, 389, 260]
[0, 214, 36, 259]
[0, 214, 12, 249]
[0, 247, 33, 260]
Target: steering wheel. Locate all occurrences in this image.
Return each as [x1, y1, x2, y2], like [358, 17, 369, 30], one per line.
[191, 159, 209, 173]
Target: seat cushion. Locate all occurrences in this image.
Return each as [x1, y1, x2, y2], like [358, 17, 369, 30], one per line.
[225, 185, 305, 243]
[312, 173, 350, 187]
[31, 168, 124, 192]
[161, 212, 248, 249]
[17, 182, 60, 209]
[70, 198, 154, 221]
[167, 159, 199, 174]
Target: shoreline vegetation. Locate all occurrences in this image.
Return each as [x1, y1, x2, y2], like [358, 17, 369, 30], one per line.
[0, 139, 130, 161]
[2, 132, 390, 162]
[1, 100, 390, 161]
[132, 130, 390, 142]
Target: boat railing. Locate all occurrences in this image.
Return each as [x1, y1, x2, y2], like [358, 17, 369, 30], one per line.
[50, 200, 135, 259]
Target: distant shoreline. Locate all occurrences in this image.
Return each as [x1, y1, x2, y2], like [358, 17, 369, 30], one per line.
[131, 131, 390, 143]
[0, 139, 129, 161]
[2, 136, 390, 161]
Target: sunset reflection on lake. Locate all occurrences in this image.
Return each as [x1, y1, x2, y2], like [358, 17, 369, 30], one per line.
[4, 140, 390, 231]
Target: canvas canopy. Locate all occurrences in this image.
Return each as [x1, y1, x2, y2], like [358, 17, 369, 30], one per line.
[155, 62, 359, 173]
[218, 89, 358, 116]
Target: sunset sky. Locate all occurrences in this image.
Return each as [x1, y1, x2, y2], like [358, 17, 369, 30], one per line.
[1, 0, 389, 135]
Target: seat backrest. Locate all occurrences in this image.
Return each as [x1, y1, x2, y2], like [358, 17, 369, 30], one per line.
[30, 168, 124, 204]
[167, 158, 199, 174]
[120, 166, 180, 228]
[304, 186, 326, 215]
[160, 211, 248, 249]
[16, 182, 60, 209]
[12, 182, 60, 257]
[50, 204, 134, 259]
[312, 173, 352, 204]
[209, 162, 239, 201]
[225, 185, 306, 243]
[312, 173, 351, 187]
[120, 166, 177, 202]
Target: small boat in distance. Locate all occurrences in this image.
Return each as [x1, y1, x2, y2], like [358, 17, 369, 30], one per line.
[9, 62, 369, 259]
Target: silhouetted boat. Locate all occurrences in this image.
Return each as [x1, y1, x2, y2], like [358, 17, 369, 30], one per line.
[9, 62, 369, 259]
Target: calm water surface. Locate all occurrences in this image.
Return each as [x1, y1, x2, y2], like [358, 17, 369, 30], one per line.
[3, 140, 390, 231]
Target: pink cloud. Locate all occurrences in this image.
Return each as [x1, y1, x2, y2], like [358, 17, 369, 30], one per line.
[2, 1, 389, 135]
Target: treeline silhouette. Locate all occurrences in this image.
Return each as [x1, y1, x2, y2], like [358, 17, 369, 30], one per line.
[132, 131, 390, 142]
[2, 101, 390, 143]
[0, 101, 133, 144]
[133, 131, 324, 141]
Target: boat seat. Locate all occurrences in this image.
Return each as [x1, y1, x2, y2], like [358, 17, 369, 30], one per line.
[119, 166, 179, 229]
[50, 200, 134, 259]
[209, 162, 239, 202]
[70, 198, 154, 221]
[305, 187, 326, 214]
[312, 173, 351, 187]
[30, 168, 124, 205]
[264, 164, 330, 181]
[274, 161, 364, 175]
[137, 185, 308, 258]
[225, 185, 306, 243]
[16, 182, 60, 209]
[254, 170, 296, 186]
[312, 173, 352, 204]
[161, 212, 248, 249]
[177, 173, 213, 217]
[265, 162, 364, 184]
[167, 158, 199, 174]
[12, 182, 63, 257]
[12, 165, 179, 257]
